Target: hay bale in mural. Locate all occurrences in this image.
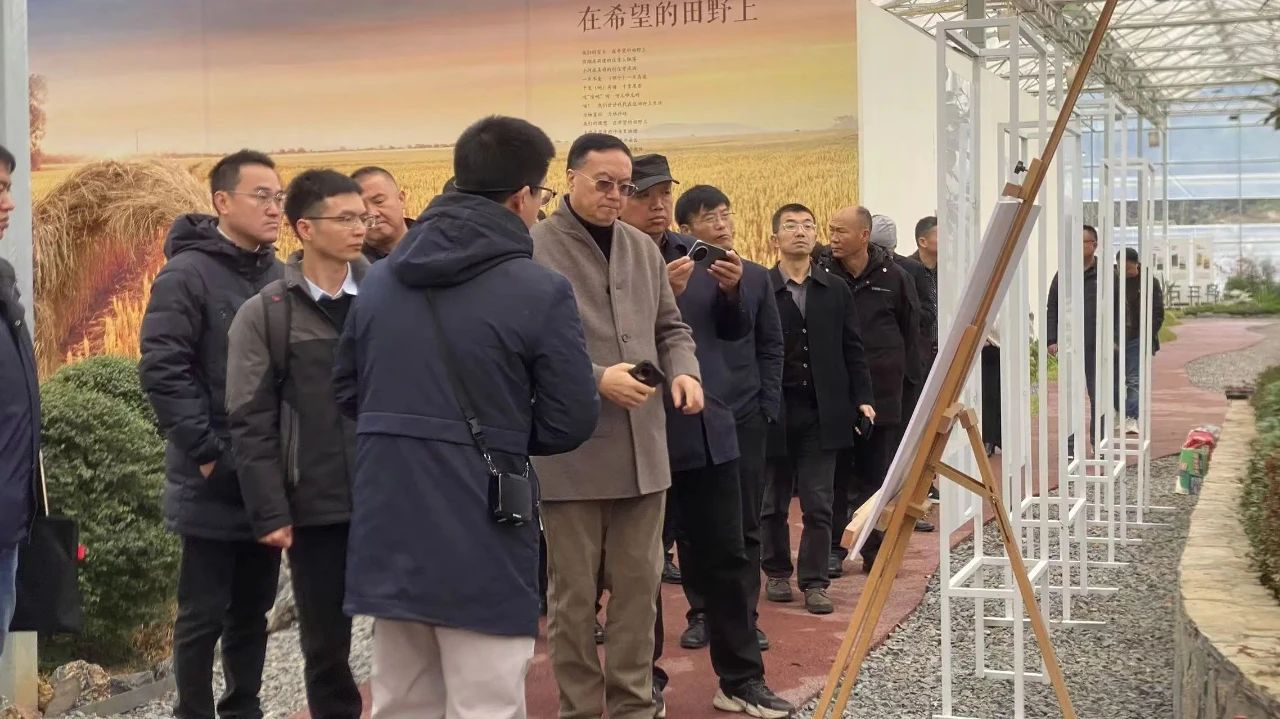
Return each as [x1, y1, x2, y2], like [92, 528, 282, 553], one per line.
[34, 160, 210, 376]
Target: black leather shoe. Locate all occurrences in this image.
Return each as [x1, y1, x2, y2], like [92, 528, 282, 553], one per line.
[828, 553, 845, 578]
[680, 614, 709, 649]
[915, 519, 937, 533]
[756, 627, 770, 651]
[662, 557, 682, 584]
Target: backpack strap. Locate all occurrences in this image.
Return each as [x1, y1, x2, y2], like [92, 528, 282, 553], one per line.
[258, 279, 292, 391]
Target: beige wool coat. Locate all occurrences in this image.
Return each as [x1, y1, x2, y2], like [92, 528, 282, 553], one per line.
[530, 197, 699, 501]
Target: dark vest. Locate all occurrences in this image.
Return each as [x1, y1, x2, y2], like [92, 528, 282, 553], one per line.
[778, 292, 816, 400]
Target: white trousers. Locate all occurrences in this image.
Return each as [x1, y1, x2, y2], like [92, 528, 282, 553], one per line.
[370, 618, 536, 719]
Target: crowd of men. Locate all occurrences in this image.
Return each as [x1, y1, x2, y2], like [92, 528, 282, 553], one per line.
[0, 117, 1160, 719]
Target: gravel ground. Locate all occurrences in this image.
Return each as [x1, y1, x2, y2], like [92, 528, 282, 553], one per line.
[800, 326, 1280, 719]
[1183, 317, 1280, 392]
[62, 616, 374, 719]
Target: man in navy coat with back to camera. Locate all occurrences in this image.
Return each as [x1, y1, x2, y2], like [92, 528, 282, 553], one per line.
[619, 156, 794, 719]
[333, 115, 600, 719]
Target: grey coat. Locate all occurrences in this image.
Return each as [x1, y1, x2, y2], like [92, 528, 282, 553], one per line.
[530, 197, 699, 500]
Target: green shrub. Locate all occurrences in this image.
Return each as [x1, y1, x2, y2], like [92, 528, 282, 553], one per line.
[1243, 368, 1280, 603]
[49, 354, 158, 431]
[39, 364, 178, 665]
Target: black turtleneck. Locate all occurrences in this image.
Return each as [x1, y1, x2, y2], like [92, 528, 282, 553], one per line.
[567, 196, 614, 261]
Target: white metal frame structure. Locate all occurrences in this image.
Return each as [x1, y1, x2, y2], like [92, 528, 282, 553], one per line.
[934, 17, 1059, 719]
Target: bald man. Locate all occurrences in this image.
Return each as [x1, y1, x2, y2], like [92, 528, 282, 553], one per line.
[352, 167, 416, 262]
[819, 207, 927, 574]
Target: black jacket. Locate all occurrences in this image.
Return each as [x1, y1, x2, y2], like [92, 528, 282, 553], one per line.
[225, 255, 369, 539]
[1046, 260, 1099, 356]
[820, 244, 920, 426]
[1115, 273, 1165, 353]
[0, 260, 39, 547]
[723, 260, 784, 424]
[895, 252, 935, 374]
[767, 262, 875, 455]
[658, 232, 750, 471]
[139, 215, 283, 541]
[334, 192, 599, 638]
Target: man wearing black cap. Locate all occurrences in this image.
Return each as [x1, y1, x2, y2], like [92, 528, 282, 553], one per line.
[620, 155, 794, 719]
[1114, 247, 1163, 434]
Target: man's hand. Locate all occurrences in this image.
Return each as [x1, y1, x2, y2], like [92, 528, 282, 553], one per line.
[199, 461, 217, 479]
[671, 375, 704, 415]
[667, 257, 695, 297]
[600, 363, 657, 410]
[708, 251, 744, 293]
[1047, 343, 1058, 357]
[859, 404, 876, 422]
[259, 526, 293, 550]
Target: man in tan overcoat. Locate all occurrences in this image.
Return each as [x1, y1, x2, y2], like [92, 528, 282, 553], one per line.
[532, 133, 702, 719]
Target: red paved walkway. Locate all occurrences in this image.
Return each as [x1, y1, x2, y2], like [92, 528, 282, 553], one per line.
[294, 318, 1272, 719]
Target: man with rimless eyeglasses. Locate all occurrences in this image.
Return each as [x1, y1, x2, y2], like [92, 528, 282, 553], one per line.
[532, 134, 702, 719]
[140, 150, 285, 719]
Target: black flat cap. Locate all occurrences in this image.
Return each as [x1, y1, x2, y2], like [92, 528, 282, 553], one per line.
[631, 154, 679, 192]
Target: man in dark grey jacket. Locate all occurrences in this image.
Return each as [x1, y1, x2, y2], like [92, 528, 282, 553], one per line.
[0, 145, 40, 655]
[139, 150, 284, 719]
[226, 170, 372, 719]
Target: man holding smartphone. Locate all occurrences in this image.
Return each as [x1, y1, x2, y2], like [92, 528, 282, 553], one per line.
[531, 134, 704, 719]
[620, 156, 794, 718]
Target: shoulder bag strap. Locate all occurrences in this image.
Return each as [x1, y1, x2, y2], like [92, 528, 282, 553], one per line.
[423, 289, 506, 478]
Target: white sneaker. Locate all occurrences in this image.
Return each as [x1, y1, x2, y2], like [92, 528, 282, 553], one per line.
[1125, 418, 1139, 435]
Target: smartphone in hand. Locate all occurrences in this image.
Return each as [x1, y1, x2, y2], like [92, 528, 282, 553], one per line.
[628, 360, 667, 388]
[687, 240, 729, 270]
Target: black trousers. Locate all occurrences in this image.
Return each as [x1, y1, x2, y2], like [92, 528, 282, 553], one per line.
[173, 537, 281, 719]
[981, 344, 1002, 449]
[762, 397, 838, 591]
[1067, 349, 1098, 456]
[655, 458, 763, 691]
[288, 524, 361, 719]
[684, 409, 768, 623]
[832, 424, 902, 563]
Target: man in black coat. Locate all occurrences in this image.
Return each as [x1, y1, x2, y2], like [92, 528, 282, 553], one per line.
[761, 204, 875, 616]
[676, 183, 783, 652]
[910, 215, 940, 365]
[821, 207, 925, 574]
[1046, 224, 1101, 453]
[0, 144, 39, 655]
[333, 116, 599, 716]
[226, 170, 373, 719]
[621, 159, 792, 719]
[139, 150, 285, 719]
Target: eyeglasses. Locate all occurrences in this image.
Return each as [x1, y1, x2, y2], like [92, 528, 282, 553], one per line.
[228, 190, 287, 207]
[695, 211, 734, 225]
[570, 171, 638, 198]
[304, 214, 378, 229]
[780, 221, 818, 233]
[531, 185, 558, 207]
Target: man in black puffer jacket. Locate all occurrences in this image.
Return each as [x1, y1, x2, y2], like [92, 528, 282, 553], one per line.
[139, 150, 284, 719]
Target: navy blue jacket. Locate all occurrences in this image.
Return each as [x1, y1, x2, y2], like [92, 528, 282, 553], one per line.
[0, 260, 39, 547]
[722, 260, 784, 424]
[658, 232, 750, 471]
[334, 192, 599, 638]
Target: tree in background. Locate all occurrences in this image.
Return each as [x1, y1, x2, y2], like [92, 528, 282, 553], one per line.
[30, 73, 48, 170]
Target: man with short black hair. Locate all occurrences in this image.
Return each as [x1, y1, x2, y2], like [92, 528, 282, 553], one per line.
[1113, 247, 1164, 435]
[622, 159, 792, 718]
[334, 116, 598, 719]
[1046, 224, 1101, 453]
[140, 149, 285, 719]
[226, 169, 371, 719]
[532, 134, 702, 719]
[761, 204, 875, 615]
[352, 166, 415, 263]
[675, 183, 783, 650]
[910, 215, 939, 363]
[0, 144, 40, 657]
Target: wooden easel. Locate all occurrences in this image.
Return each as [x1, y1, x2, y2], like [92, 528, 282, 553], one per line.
[812, 2, 1121, 717]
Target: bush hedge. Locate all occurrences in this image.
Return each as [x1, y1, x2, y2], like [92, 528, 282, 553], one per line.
[39, 358, 178, 665]
[1243, 365, 1280, 603]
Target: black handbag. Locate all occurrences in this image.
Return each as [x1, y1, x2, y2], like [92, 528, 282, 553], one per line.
[9, 452, 85, 635]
